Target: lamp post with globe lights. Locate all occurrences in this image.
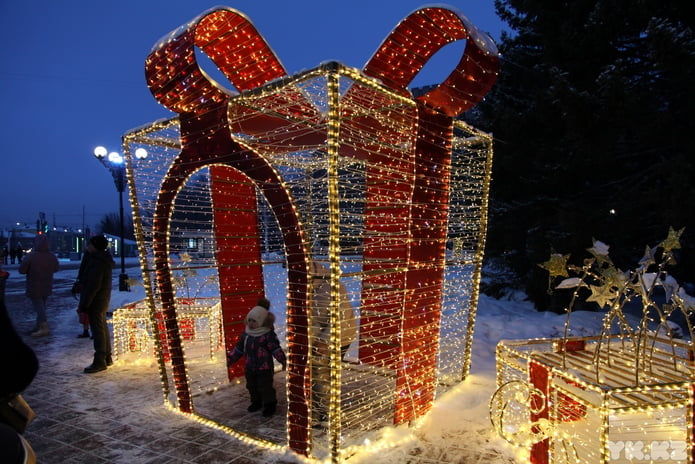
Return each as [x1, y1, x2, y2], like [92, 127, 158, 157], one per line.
[93, 146, 147, 291]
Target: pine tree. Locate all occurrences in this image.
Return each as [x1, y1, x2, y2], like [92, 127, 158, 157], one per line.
[474, 0, 695, 310]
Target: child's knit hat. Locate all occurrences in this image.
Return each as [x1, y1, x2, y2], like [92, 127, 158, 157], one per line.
[246, 305, 268, 325]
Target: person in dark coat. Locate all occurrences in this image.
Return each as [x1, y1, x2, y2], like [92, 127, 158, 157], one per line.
[18, 235, 59, 337]
[77, 235, 115, 374]
[0, 298, 39, 463]
[14, 246, 23, 263]
[0, 299, 39, 406]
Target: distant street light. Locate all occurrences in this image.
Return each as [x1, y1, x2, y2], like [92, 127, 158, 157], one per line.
[93, 146, 147, 291]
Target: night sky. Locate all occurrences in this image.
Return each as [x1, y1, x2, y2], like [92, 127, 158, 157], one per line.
[0, 0, 505, 231]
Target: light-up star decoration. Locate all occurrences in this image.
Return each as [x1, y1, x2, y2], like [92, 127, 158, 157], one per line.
[638, 245, 657, 270]
[127, 5, 498, 461]
[660, 226, 684, 252]
[585, 283, 618, 308]
[539, 253, 571, 278]
[586, 239, 613, 266]
[495, 228, 693, 464]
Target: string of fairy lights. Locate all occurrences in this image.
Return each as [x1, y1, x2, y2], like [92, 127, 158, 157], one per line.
[493, 229, 693, 463]
[119, 4, 499, 463]
[122, 74, 493, 461]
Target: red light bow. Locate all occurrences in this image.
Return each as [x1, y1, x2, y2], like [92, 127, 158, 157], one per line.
[146, 6, 499, 117]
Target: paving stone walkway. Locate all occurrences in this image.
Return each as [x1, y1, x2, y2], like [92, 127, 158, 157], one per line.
[5, 265, 299, 464]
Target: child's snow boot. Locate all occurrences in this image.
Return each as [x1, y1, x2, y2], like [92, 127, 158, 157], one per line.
[262, 401, 277, 417]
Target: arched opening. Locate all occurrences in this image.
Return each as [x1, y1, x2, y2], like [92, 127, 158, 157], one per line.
[146, 142, 311, 450]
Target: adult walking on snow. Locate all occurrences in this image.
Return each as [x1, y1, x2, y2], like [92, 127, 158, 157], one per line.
[18, 234, 59, 337]
[77, 235, 115, 374]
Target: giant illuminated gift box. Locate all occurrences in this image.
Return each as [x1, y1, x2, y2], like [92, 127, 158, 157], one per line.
[122, 5, 498, 461]
[494, 335, 694, 464]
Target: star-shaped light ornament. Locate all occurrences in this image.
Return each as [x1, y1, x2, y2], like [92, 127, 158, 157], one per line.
[587, 239, 613, 266]
[659, 227, 685, 253]
[638, 245, 657, 270]
[539, 253, 570, 278]
[179, 252, 193, 264]
[599, 266, 627, 291]
[586, 283, 618, 309]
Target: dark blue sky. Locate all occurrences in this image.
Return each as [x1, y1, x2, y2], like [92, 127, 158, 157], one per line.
[0, 1, 505, 231]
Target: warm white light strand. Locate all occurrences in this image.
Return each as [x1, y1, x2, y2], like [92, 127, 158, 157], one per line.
[123, 63, 493, 461]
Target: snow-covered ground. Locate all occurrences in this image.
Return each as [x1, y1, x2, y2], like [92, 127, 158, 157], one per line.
[3, 257, 641, 463]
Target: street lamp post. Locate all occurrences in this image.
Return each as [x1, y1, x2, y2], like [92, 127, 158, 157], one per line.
[93, 146, 147, 291]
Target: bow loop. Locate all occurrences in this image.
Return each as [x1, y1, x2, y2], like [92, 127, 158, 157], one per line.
[145, 7, 286, 114]
[363, 6, 499, 117]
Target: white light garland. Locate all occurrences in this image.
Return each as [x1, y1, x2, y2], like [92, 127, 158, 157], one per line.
[123, 5, 498, 462]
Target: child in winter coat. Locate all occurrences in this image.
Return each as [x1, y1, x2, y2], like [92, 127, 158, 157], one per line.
[227, 298, 286, 417]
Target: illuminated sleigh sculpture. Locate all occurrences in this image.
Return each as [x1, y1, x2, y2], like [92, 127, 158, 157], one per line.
[122, 5, 498, 461]
[493, 231, 695, 464]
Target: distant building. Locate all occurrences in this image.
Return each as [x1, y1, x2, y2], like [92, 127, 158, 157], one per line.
[3, 224, 87, 260]
[102, 233, 139, 258]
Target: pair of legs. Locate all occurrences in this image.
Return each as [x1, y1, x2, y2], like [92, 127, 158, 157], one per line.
[29, 297, 48, 327]
[87, 310, 112, 367]
[245, 370, 277, 415]
[29, 297, 50, 337]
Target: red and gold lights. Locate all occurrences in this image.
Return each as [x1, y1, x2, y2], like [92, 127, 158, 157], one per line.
[126, 5, 498, 462]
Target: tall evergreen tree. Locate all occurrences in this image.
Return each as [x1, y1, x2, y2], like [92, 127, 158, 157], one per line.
[473, 0, 695, 309]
